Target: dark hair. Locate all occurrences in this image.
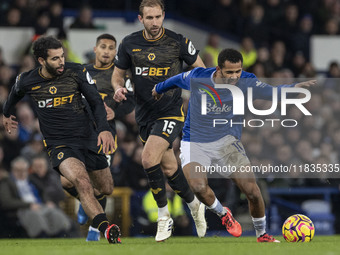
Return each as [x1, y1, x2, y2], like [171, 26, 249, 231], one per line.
[139, 0, 164, 17]
[96, 33, 116, 45]
[32, 36, 63, 60]
[218, 48, 243, 68]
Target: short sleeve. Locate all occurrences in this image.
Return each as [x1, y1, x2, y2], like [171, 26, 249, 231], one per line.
[179, 36, 199, 66]
[114, 40, 131, 70]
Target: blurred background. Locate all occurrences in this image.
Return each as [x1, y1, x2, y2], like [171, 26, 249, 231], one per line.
[0, 0, 340, 238]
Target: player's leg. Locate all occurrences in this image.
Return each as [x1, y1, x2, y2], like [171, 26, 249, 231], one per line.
[160, 148, 206, 237]
[231, 169, 279, 242]
[60, 174, 105, 226]
[59, 157, 120, 244]
[83, 150, 115, 241]
[180, 140, 241, 237]
[141, 134, 174, 241]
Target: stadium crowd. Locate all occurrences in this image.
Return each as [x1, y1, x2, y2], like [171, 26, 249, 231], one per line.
[0, 0, 340, 236]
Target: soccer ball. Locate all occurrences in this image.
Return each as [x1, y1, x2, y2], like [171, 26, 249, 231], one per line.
[282, 214, 315, 242]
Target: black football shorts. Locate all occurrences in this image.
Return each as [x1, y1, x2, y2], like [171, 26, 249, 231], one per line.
[139, 118, 184, 148]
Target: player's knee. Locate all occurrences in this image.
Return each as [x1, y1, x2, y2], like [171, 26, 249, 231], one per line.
[244, 184, 262, 202]
[141, 157, 156, 169]
[190, 181, 208, 195]
[99, 182, 114, 195]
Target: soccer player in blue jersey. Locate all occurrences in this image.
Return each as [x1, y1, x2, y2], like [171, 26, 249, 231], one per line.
[152, 48, 316, 242]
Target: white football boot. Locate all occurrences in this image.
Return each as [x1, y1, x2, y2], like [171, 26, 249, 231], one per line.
[191, 202, 207, 237]
[155, 216, 173, 242]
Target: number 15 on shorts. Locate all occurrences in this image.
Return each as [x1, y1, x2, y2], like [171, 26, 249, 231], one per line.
[163, 120, 176, 134]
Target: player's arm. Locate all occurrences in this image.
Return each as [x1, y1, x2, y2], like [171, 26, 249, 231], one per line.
[112, 67, 128, 102]
[112, 39, 131, 102]
[190, 55, 206, 69]
[2, 74, 25, 134]
[114, 79, 135, 119]
[252, 75, 316, 100]
[152, 69, 194, 100]
[294, 80, 317, 88]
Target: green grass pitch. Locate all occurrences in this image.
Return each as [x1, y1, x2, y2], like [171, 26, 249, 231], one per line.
[1, 236, 340, 255]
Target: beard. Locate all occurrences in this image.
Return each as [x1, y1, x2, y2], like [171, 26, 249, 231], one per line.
[145, 26, 162, 38]
[45, 61, 64, 77]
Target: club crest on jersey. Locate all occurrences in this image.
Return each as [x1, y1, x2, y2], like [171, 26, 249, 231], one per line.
[148, 53, 156, 61]
[49, 86, 57, 94]
[57, 152, 64, 160]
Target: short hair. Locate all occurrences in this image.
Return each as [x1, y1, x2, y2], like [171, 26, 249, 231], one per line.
[139, 0, 164, 17]
[96, 33, 117, 45]
[10, 156, 29, 170]
[218, 48, 243, 68]
[32, 36, 63, 61]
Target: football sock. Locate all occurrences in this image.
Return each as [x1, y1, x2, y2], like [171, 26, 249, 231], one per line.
[64, 186, 79, 199]
[95, 194, 107, 210]
[207, 197, 224, 217]
[167, 166, 195, 204]
[144, 164, 167, 208]
[64, 187, 106, 212]
[158, 204, 170, 219]
[90, 195, 107, 228]
[92, 213, 109, 235]
[252, 216, 266, 237]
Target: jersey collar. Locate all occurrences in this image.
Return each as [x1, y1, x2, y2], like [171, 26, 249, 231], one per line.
[93, 63, 114, 70]
[142, 27, 165, 42]
[38, 67, 52, 80]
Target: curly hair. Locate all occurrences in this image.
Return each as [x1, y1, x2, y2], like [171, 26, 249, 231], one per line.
[32, 36, 63, 60]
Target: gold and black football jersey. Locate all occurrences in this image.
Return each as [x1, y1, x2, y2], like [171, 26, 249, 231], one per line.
[3, 62, 110, 147]
[114, 27, 199, 125]
[85, 63, 135, 133]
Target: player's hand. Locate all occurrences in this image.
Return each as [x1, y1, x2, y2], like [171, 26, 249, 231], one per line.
[104, 102, 115, 121]
[97, 131, 116, 154]
[113, 87, 127, 102]
[295, 80, 317, 88]
[3, 115, 18, 134]
[152, 84, 163, 100]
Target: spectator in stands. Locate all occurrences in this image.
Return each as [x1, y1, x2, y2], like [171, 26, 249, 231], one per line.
[0, 156, 71, 237]
[0, 47, 5, 66]
[209, 0, 241, 36]
[0, 64, 16, 87]
[29, 155, 66, 205]
[49, 1, 64, 29]
[57, 30, 82, 63]
[0, 83, 9, 109]
[20, 132, 45, 162]
[292, 15, 314, 61]
[200, 33, 221, 67]
[3, 7, 23, 27]
[240, 37, 257, 70]
[69, 5, 96, 29]
[33, 11, 50, 36]
[291, 51, 306, 77]
[243, 4, 268, 46]
[17, 54, 37, 74]
[273, 3, 299, 49]
[323, 18, 339, 35]
[1, 126, 23, 171]
[12, 0, 34, 26]
[263, 0, 282, 28]
[16, 102, 39, 143]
